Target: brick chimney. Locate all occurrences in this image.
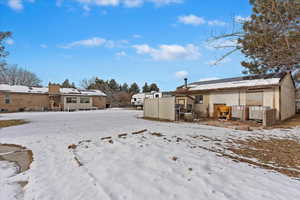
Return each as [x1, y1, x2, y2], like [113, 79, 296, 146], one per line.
[48, 84, 61, 95]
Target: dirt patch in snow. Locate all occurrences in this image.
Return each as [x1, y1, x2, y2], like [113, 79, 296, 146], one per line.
[0, 120, 28, 128]
[0, 144, 33, 173]
[192, 135, 300, 178]
[226, 137, 300, 178]
[271, 114, 300, 129]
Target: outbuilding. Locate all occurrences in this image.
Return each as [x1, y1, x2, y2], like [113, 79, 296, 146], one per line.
[175, 72, 296, 121]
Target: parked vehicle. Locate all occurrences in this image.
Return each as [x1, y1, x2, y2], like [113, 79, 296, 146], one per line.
[131, 91, 162, 107]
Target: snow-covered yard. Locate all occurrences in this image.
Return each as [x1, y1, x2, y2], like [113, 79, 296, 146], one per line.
[0, 109, 300, 200]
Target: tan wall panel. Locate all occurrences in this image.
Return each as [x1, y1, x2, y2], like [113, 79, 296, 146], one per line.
[0, 92, 49, 112]
[209, 91, 240, 117]
[144, 97, 175, 121]
[280, 74, 296, 120]
[158, 97, 175, 121]
[144, 98, 159, 119]
[193, 94, 209, 117]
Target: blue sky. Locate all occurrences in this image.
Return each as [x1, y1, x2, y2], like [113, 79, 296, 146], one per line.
[1, 0, 252, 90]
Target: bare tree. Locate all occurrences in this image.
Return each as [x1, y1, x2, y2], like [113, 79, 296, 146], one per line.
[80, 77, 97, 89]
[0, 65, 41, 86]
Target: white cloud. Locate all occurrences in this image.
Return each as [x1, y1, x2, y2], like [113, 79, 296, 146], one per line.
[59, 37, 106, 49]
[149, 0, 182, 6]
[8, 0, 23, 11]
[40, 44, 48, 48]
[178, 15, 227, 27]
[178, 14, 205, 26]
[235, 15, 251, 23]
[175, 70, 188, 79]
[82, 4, 91, 12]
[124, 0, 143, 7]
[132, 44, 201, 61]
[59, 37, 129, 49]
[71, 0, 182, 8]
[105, 39, 129, 48]
[199, 77, 219, 82]
[132, 34, 142, 39]
[5, 38, 14, 45]
[7, 0, 35, 11]
[116, 51, 127, 56]
[207, 20, 227, 26]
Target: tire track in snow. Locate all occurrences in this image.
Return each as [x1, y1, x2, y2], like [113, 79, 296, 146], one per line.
[71, 150, 113, 200]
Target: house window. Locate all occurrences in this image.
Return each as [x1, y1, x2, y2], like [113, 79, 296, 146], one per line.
[66, 97, 77, 104]
[177, 99, 185, 105]
[195, 95, 203, 104]
[5, 94, 10, 104]
[80, 97, 90, 104]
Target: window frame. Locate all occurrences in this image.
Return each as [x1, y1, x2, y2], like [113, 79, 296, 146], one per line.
[80, 97, 90, 104]
[66, 97, 77, 104]
[5, 94, 11, 104]
[195, 95, 204, 104]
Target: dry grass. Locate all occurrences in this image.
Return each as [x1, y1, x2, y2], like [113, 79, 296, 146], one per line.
[191, 134, 300, 178]
[132, 129, 148, 135]
[0, 120, 28, 128]
[198, 119, 262, 131]
[272, 114, 300, 129]
[226, 137, 300, 178]
[150, 132, 165, 137]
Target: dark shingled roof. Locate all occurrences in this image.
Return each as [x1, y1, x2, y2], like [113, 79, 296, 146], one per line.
[178, 72, 288, 89]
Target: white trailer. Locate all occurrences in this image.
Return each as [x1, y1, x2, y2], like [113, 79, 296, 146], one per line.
[131, 91, 162, 107]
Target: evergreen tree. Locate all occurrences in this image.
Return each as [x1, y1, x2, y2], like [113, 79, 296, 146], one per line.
[240, 0, 300, 74]
[71, 82, 76, 88]
[61, 79, 76, 88]
[149, 83, 160, 92]
[142, 82, 150, 93]
[108, 79, 119, 91]
[0, 32, 12, 76]
[121, 83, 129, 92]
[212, 0, 300, 74]
[91, 77, 110, 93]
[129, 82, 140, 94]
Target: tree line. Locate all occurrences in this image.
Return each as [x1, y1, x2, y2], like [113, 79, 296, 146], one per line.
[79, 77, 160, 107]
